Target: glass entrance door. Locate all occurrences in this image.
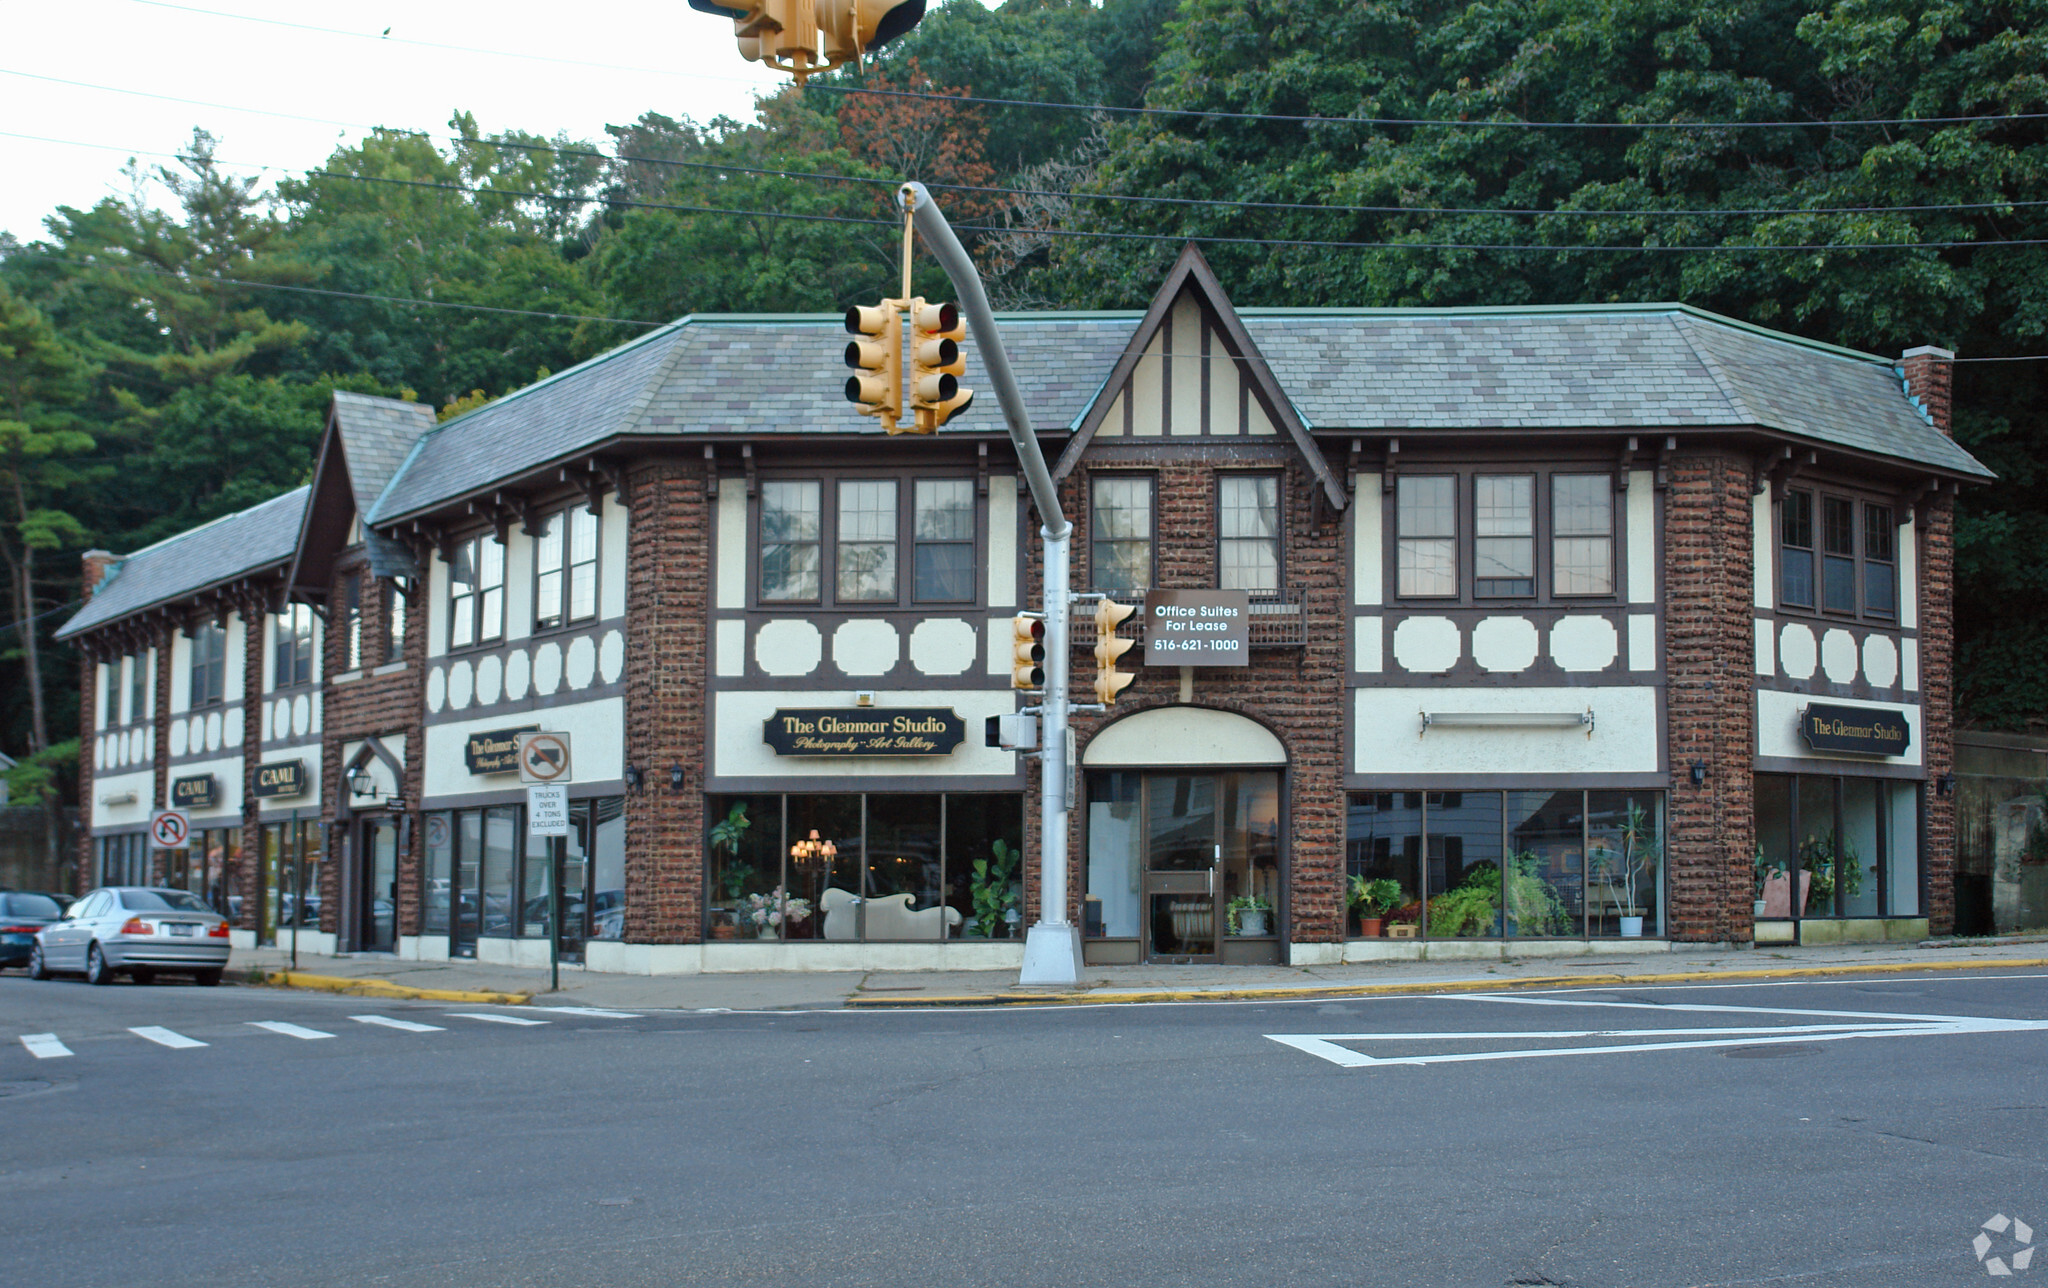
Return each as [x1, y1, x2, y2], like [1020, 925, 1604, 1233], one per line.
[1101, 771, 1282, 964]
[1144, 776, 1219, 961]
[359, 818, 398, 952]
[555, 836, 587, 964]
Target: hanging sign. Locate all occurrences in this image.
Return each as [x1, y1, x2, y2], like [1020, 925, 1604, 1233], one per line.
[171, 773, 219, 809]
[527, 783, 570, 837]
[1143, 589, 1251, 666]
[465, 725, 540, 775]
[1799, 703, 1912, 757]
[763, 708, 967, 757]
[254, 759, 308, 799]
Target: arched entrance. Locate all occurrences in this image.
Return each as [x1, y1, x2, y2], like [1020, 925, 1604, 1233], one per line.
[1081, 707, 1287, 965]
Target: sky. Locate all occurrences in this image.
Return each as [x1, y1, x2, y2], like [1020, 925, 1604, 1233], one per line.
[0, 0, 800, 241]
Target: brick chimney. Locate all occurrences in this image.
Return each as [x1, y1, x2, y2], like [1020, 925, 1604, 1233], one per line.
[81, 549, 118, 599]
[1900, 345, 1955, 437]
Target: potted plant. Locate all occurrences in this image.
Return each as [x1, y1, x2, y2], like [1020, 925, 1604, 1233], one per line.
[969, 838, 1022, 938]
[1591, 800, 1659, 936]
[1752, 848, 1780, 917]
[1227, 893, 1273, 937]
[1347, 876, 1404, 937]
[1502, 851, 1568, 936]
[1800, 830, 1860, 914]
[740, 886, 811, 939]
[707, 802, 754, 938]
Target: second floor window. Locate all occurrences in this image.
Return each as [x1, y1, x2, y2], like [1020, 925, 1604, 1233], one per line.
[1397, 470, 1617, 601]
[757, 475, 980, 607]
[534, 508, 599, 631]
[1551, 474, 1615, 596]
[189, 622, 226, 707]
[343, 573, 363, 672]
[1396, 476, 1457, 597]
[1218, 475, 1280, 592]
[1091, 475, 1153, 595]
[1780, 488, 1894, 620]
[384, 581, 407, 663]
[274, 605, 314, 689]
[128, 650, 147, 722]
[448, 535, 506, 649]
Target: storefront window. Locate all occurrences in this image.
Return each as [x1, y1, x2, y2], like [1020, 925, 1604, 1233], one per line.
[707, 793, 1023, 942]
[481, 806, 518, 937]
[457, 810, 484, 951]
[581, 798, 627, 940]
[424, 812, 453, 936]
[1346, 789, 1665, 939]
[1756, 773, 1920, 919]
[97, 833, 148, 888]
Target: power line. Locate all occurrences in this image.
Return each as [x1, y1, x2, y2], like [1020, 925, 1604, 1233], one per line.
[114, 0, 2048, 132]
[0, 68, 426, 138]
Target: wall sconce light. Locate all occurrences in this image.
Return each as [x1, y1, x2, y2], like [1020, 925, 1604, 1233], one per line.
[1689, 760, 1708, 787]
[791, 829, 838, 866]
[669, 764, 687, 793]
[345, 765, 377, 799]
[1937, 772, 1956, 798]
[624, 765, 644, 794]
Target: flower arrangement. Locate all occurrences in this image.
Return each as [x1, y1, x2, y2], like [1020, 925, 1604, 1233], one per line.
[741, 886, 812, 932]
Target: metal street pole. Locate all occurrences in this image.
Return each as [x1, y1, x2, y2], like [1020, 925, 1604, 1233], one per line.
[549, 834, 562, 994]
[289, 807, 300, 972]
[897, 181, 1082, 986]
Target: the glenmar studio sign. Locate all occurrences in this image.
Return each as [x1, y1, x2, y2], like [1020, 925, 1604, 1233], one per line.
[253, 759, 307, 799]
[1800, 703, 1912, 757]
[466, 726, 540, 775]
[764, 708, 966, 757]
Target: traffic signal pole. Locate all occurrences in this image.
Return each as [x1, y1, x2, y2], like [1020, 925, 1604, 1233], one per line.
[896, 181, 1082, 986]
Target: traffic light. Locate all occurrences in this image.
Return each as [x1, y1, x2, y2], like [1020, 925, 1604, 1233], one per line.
[843, 302, 901, 434]
[908, 299, 973, 432]
[688, 0, 927, 82]
[1093, 598, 1137, 704]
[1010, 613, 1046, 691]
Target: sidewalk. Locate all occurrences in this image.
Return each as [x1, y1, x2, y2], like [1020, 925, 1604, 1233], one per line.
[229, 935, 2048, 1011]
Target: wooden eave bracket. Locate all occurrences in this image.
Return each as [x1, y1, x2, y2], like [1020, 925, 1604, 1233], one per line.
[1654, 436, 1676, 492]
[1754, 446, 1791, 496]
[1381, 438, 1400, 495]
[1346, 439, 1363, 497]
[1617, 436, 1638, 490]
[703, 446, 719, 498]
[595, 460, 632, 509]
[742, 444, 758, 500]
[977, 443, 989, 498]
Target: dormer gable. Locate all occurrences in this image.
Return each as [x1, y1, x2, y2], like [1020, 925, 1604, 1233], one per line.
[286, 392, 437, 604]
[1054, 244, 1346, 511]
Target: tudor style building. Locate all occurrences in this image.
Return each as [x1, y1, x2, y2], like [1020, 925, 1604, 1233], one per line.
[59, 247, 1989, 971]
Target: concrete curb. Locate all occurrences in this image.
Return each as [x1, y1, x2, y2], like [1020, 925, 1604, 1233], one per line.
[842, 957, 2048, 1009]
[259, 970, 533, 1006]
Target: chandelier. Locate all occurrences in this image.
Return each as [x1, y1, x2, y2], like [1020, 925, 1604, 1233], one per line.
[791, 830, 838, 865]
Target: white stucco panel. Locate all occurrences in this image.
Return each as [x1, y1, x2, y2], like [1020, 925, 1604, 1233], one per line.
[1627, 471, 1655, 603]
[987, 477, 1017, 609]
[1820, 628, 1860, 686]
[90, 769, 155, 830]
[1753, 618, 1774, 675]
[1548, 614, 1618, 673]
[1901, 637, 1920, 692]
[756, 619, 822, 677]
[715, 619, 746, 678]
[532, 641, 564, 696]
[1351, 480, 1382, 607]
[713, 690, 1018, 780]
[1779, 623, 1818, 680]
[1391, 616, 1461, 673]
[1353, 615, 1382, 674]
[832, 619, 900, 677]
[423, 696, 623, 800]
[1354, 686, 1659, 777]
[1752, 489, 1774, 610]
[1756, 689, 1921, 767]
[1084, 707, 1286, 767]
[716, 486, 748, 610]
[1472, 616, 1540, 673]
[1863, 634, 1899, 689]
[475, 654, 503, 707]
[504, 648, 531, 700]
[909, 618, 977, 676]
[174, 755, 244, 823]
[600, 496, 629, 620]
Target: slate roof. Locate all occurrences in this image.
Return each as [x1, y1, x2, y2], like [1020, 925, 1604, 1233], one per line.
[327, 393, 435, 578]
[54, 486, 309, 640]
[1240, 304, 1989, 477]
[368, 315, 1134, 523]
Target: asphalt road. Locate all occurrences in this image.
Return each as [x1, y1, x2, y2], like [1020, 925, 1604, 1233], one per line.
[3, 968, 2046, 1288]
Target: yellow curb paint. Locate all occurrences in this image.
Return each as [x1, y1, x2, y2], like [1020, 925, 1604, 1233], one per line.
[261, 971, 532, 1007]
[841, 957, 2048, 1009]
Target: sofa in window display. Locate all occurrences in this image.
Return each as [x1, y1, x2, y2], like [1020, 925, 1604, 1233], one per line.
[819, 888, 963, 940]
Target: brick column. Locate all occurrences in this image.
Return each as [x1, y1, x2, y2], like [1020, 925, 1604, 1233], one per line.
[1901, 345, 1957, 933]
[1663, 451, 1757, 942]
[622, 458, 709, 943]
[237, 593, 265, 930]
[151, 622, 173, 886]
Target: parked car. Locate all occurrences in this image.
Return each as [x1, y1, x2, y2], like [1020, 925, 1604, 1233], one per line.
[31, 886, 231, 986]
[0, 893, 68, 970]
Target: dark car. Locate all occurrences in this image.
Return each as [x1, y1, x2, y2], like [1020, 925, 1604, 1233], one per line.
[0, 892, 69, 969]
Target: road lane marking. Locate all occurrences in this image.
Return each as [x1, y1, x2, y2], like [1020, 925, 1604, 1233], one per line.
[446, 1012, 549, 1026]
[19, 1034, 71, 1059]
[529, 1006, 641, 1019]
[351, 1015, 445, 1033]
[130, 1026, 206, 1049]
[1267, 995, 2048, 1069]
[248, 1021, 335, 1040]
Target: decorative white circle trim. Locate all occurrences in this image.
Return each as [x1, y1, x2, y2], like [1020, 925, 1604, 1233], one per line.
[598, 629, 625, 684]
[832, 619, 901, 677]
[1471, 616, 1540, 673]
[565, 635, 598, 690]
[204, 711, 222, 753]
[474, 653, 503, 707]
[1392, 616, 1461, 673]
[908, 618, 977, 676]
[425, 665, 447, 714]
[504, 649, 531, 701]
[224, 706, 244, 749]
[292, 693, 311, 738]
[1820, 629, 1859, 686]
[94, 736, 105, 771]
[533, 641, 564, 696]
[1778, 623, 1818, 680]
[755, 620, 823, 677]
[1863, 634, 1900, 690]
[1548, 614, 1620, 673]
[169, 720, 188, 757]
[448, 659, 474, 710]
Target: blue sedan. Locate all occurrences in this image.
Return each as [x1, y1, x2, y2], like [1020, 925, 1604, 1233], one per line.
[0, 892, 69, 969]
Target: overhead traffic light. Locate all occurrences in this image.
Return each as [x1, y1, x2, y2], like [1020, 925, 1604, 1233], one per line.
[908, 299, 973, 432]
[688, 0, 928, 83]
[1092, 598, 1137, 705]
[843, 302, 901, 435]
[1010, 613, 1046, 691]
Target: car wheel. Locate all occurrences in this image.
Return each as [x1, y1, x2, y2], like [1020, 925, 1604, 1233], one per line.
[193, 968, 222, 987]
[85, 943, 115, 986]
[27, 943, 50, 981]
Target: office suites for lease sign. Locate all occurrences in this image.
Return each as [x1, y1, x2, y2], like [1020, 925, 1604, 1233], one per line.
[1143, 589, 1250, 666]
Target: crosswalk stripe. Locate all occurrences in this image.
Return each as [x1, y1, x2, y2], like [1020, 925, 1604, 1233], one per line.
[248, 1021, 335, 1040]
[19, 1034, 72, 1059]
[446, 1012, 549, 1027]
[130, 1026, 206, 1049]
[351, 1015, 445, 1033]
[530, 1006, 642, 1019]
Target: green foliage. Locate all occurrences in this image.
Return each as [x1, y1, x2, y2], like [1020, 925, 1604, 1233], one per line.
[1428, 864, 1502, 938]
[969, 837, 1022, 938]
[1503, 852, 1570, 936]
[1226, 891, 1274, 934]
[708, 802, 757, 899]
[2, 739, 77, 807]
[1801, 830, 1863, 905]
[1347, 875, 1405, 915]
